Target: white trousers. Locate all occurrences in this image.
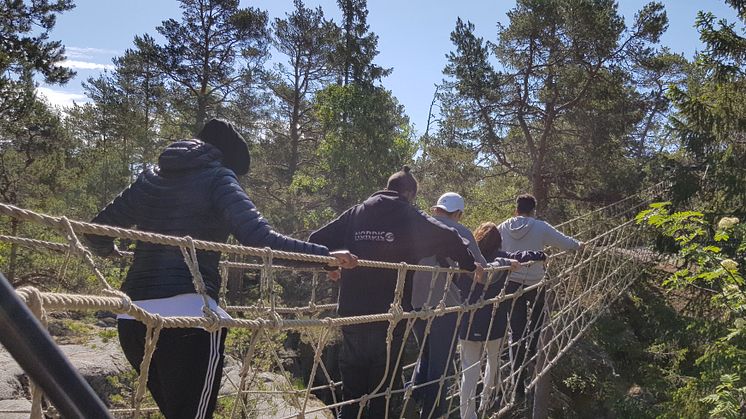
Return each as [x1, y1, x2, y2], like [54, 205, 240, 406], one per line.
[459, 339, 503, 419]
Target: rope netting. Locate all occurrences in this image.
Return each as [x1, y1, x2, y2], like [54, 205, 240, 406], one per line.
[0, 183, 666, 418]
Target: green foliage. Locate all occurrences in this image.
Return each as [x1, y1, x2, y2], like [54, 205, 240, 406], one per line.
[441, 0, 677, 216]
[225, 327, 288, 373]
[414, 85, 524, 227]
[701, 374, 746, 419]
[0, 0, 75, 119]
[0, 98, 69, 205]
[637, 203, 744, 290]
[667, 0, 746, 213]
[98, 328, 118, 343]
[637, 202, 746, 417]
[105, 369, 137, 407]
[315, 84, 414, 211]
[105, 368, 161, 411]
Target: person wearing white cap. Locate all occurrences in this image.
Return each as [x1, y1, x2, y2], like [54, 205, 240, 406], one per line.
[409, 192, 487, 418]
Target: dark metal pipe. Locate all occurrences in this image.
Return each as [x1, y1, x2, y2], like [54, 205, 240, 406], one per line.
[0, 272, 113, 418]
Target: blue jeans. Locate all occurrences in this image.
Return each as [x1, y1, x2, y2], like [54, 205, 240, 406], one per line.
[412, 312, 460, 418]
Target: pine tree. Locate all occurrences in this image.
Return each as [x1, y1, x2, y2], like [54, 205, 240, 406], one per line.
[668, 0, 746, 213]
[444, 0, 671, 217]
[0, 0, 75, 119]
[333, 0, 390, 87]
[142, 0, 269, 130]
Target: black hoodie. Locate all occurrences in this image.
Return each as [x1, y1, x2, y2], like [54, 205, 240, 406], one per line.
[86, 139, 329, 301]
[309, 190, 476, 329]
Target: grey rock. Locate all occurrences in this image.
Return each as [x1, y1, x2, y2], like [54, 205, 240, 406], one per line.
[0, 350, 25, 400]
[0, 399, 32, 418]
[0, 336, 130, 405]
[0, 331, 333, 418]
[94, 311, 116, 319]
[95, 317, 117, 328]
[57, 338, 131, 400]
[228, 370, 333, 419]
[46, 320, 70, 337]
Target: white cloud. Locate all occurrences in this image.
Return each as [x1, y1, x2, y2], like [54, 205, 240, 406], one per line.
[66, 46, 119, 59]
[36, 87, 89, 108]
[60, 60, 115, 71]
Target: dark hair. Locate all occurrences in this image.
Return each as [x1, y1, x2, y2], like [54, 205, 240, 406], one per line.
[386, 165, 418, 195]
[474, 222, 502, 260]
[516, 194, 536, 214]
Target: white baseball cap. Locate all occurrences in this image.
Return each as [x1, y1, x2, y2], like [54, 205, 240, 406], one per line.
[432, 192, 465, 213]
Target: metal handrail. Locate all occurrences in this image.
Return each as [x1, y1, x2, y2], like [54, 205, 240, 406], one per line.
[0, 272, 113, 419]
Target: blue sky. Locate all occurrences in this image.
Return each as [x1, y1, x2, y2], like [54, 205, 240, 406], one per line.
[42, 0, 740, 135]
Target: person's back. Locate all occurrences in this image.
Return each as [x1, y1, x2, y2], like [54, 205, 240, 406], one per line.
[457, 221, 544, 419]
[410, 214, 481, 309]
[88, 138, 329, 301]
[310, 174, 478, 320]
[309, 168, 478, 419]
[85, 119, 350, 419]
[411, 194, 487, 310]
[497, 195, 580, 284]
[408, 193, 487, 419]
[107, 140, 229, 299]
[495, 194, 582, 401]
[331, 189, 429, 317]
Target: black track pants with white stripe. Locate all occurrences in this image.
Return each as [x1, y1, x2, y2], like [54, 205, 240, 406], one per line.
[118, 319, 228, 419]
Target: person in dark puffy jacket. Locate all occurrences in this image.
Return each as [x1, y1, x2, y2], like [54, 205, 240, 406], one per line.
[458, 222, 545, 419]
[86, 119, 356, 419]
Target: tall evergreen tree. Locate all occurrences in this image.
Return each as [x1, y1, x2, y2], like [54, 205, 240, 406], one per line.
[315, 84, 413, 212]
[252, 0, 337, 233]
[81, 35, 169, 179]
[668, 0, 746, 214]
[444, 0, 671, 217]
[141, 0, 269, 130]
[308, 0, 408, 214]
[0, 0, 75, 119]
[333, 0, 390, 87]
[0, 97, 69, 281]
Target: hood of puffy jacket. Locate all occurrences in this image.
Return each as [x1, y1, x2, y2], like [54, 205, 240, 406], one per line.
[505, 216, 536, 240]
[157, 139, 223, 173]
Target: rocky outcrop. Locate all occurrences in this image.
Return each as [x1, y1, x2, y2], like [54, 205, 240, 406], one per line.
[0, 399, 32, 419]
[0, 327, 332, 418]
[0, 349, 26, 401]
[0, 335, 129, 416]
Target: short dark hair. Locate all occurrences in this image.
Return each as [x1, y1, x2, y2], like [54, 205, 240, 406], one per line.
[516, 194, 536, 214]
[386, 165, 418, 195]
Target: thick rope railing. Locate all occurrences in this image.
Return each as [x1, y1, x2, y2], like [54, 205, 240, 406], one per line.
[0, 183, 664, 418]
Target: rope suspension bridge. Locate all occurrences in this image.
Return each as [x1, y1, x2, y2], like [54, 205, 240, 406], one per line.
[0, 183, 666, 419]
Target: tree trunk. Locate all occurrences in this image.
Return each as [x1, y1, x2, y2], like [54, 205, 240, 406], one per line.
[531, 164, 549, 217]
[196, 95, 207, 131]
